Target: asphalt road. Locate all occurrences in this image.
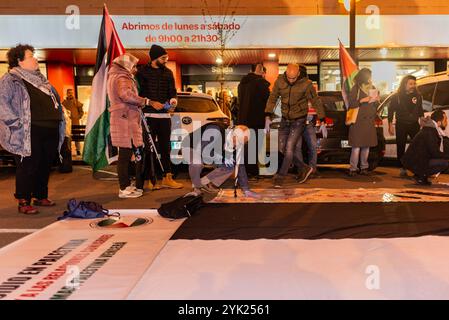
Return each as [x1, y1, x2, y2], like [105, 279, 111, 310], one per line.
[0, 164, 448, 248]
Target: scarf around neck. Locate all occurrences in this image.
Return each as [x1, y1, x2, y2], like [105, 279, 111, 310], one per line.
[10, 67, 59, 109]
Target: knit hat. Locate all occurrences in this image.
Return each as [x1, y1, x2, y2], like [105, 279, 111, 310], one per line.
[112, 53, 139, 73]
[149, 44, 167, 61]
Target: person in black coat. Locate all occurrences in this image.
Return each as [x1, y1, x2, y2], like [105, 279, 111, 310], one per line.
[388, 75, 424, 177]
[237, 63, 270, 177]
[402, 110, 449, 185]
[135, 44, 183, 190]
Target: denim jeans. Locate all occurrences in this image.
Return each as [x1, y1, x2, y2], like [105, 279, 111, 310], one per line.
[188, 147, 250, 191]
[350, 147, 370, 171]
[278, 118, 306, 176]
[295, 122, 317, 169]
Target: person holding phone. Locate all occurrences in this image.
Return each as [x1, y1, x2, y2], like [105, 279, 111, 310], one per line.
[347, 68, 380, 176]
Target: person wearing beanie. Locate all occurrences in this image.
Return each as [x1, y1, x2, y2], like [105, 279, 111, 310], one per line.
[135, 44, 183, 190]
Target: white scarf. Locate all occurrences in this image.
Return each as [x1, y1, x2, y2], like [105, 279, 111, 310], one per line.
[432, 120, 446, 152]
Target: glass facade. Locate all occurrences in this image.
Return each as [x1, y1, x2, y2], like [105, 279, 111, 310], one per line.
[320, 61, 435, 95]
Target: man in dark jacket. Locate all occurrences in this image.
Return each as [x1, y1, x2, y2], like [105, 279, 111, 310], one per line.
[135, 44, 182, 190]
[402, 110, 449, 185]
[237, 63, 270, 177]
[265, 63, 325, 188]
[388, 75, 424, 177]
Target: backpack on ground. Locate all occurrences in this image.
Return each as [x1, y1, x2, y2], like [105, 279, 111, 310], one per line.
[158, 194, 204, 219]
[58, 199, 114, 220]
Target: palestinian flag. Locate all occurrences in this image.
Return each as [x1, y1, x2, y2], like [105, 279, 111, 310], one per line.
[83, 5, 125, 171]
[339, 40, 358, 109]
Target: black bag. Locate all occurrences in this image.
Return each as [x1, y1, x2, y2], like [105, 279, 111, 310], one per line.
[158, 194, 204, 219]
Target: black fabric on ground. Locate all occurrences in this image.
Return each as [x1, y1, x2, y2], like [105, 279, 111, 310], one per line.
[171, 202, 449, 240]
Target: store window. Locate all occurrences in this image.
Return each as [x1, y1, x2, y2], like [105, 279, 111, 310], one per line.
[320, 61, 434, 95]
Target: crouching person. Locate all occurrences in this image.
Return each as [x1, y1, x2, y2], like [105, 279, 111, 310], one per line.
[402, 110, 449, 185]
[107, 53, 154, 198]
[183, 124, 260, 198]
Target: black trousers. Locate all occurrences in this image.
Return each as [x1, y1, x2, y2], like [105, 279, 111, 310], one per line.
[117, 147, 144, 190]
[243, 128, 261, 177]
[14, 125, 59, 202]
[145, 117, 172, 176]
[422, 159, 449, 178]
[396, 122, 420, 165]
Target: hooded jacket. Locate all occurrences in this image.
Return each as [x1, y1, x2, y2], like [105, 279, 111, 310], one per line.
[265, 73, 325, 120]
[402, 117, 449, 176]
[237, 72, 270, 128]
[107, 63, 146, 148]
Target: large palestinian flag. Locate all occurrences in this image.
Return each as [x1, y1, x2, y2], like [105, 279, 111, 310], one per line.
[339, 40, 359, 109]
[83, 5, 125, 171]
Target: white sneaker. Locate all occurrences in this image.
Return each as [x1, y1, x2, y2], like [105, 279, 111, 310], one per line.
[119, 186, 142, 198]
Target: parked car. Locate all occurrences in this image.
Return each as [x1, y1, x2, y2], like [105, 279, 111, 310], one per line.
[269, 91, 386, 171]
[163, 92, 230, 163]
[377, 71, 449, 159]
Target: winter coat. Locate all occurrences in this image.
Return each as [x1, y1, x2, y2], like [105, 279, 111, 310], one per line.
[107, 63, 146, 148]
[237, 72, 270, 129]
[402, 117, 449, 177]
[265, 73, 325, 120]
[0, 72, 65, 157]
[348, 85, 379, 148]
[135, 64, 177, 113]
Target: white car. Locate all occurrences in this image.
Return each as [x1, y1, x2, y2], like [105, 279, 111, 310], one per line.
[378, 71, 449, 159]
[159, 92, 230, 161]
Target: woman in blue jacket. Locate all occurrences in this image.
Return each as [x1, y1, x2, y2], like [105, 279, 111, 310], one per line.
[0, 44, 65, 214]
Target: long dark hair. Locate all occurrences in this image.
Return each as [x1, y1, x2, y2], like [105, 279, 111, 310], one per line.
[398, 75, 417, 95]
[353, 68, 372, 86]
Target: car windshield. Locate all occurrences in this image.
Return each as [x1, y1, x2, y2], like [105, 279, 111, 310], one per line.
[175, 97, 219, 113]
[433, 80, 449, 110]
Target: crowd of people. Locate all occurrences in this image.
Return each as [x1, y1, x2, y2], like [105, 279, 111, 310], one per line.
[1, 43, 449, 214]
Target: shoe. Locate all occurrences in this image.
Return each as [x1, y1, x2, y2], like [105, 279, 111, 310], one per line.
[273, 175, 285, 188]
[243, 190, 262, 199]
[119, 186, 143, 198]
[161, 173, 183, 189]
[33, 198, 55, 206]
[186, 188, 203, 197]
[309, 167, 320, 179]
[18, 200, 39, 215]
[400, 168, 409, 178]
[135, 188, 144, 196]
[148, 180, 162, 191]
[413, 175, 432, 186]
[296, 165, 314, 184]
[200, 183, 221, 194]
[348, 170, 358, 177]
[359, 169, 369, 176]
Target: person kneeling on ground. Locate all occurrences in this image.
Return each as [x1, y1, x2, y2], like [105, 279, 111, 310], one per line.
[107, 53, 156, 198]
[183, 124, 261, 198]
[402, 110, 449, 185]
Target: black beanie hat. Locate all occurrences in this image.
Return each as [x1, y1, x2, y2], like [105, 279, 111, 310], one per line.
[149, 44, 167, 61]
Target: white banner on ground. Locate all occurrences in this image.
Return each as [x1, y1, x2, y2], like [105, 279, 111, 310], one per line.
[0, 210, 184, 300]
[1, 15, 449, 48]
[128, 237, 449, 300]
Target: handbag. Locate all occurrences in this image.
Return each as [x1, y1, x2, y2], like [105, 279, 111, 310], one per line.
[345, 88, 361, 126]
